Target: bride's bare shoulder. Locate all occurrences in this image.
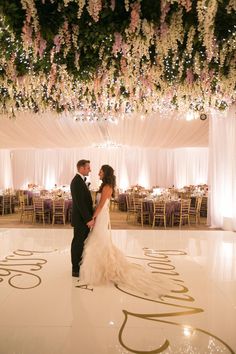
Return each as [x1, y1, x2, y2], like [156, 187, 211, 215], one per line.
[102, 184, 113, 196]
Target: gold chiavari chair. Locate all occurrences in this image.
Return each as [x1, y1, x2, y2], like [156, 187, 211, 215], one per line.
[152, 200, 166, 229]
[33, 198, 51, 224]
[172, 199, 191, 228]
[0, 195, 12, 215]
[133, 198, 150, 227]
[125, 194, 136, 222]
[52, 199, 65, 225]
[190, 197, 202, 224]
[110, 189, 120, 211]
[19, 195, 34, 223]
[200, 196, 208, 217]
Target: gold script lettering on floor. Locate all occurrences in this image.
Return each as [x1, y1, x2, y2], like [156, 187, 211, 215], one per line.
[0, 229, 235, 354]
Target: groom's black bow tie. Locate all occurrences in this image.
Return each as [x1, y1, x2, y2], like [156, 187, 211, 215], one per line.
[84, 177, 87, 182]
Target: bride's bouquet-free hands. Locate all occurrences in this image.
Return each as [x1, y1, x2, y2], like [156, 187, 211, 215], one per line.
[87, 217, 95, 230]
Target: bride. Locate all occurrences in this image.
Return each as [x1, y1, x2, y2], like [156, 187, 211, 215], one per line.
[79, 165, 172, 298]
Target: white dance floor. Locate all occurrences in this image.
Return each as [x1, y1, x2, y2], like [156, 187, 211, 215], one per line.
[0, 228, 235, 354]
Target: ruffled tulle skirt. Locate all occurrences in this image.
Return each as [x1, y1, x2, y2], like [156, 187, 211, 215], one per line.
[79, 200, 172, 299]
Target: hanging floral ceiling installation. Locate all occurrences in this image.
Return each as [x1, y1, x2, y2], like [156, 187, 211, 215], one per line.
[0, 0, 235, 119]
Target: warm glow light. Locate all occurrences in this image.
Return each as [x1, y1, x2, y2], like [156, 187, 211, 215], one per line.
[152, 188, 162, 196]
[186, 111, 197, 121]
[183, 326, 194, 337]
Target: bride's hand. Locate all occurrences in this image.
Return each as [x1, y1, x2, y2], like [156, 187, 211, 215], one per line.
[87, 219, 95, 229]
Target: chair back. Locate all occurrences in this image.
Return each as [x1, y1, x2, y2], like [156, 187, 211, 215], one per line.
[19, 195, 28, 207]
[153, 200, 166, 216]
[33, 197, 50, 224]
[196, 197, 202, 213]
[52, 199, 65, 214]
[126, 194, 135, 211]
[152, 200, 166, 228]
[133, 197, 143, 213]
[52, 199, 65, 224]
[33, 197, 44, 212]
[1, 195, 12, 215]
[180, 199, 191, 215]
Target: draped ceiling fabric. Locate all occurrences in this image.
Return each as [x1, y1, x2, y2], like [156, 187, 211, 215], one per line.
[0, 110, 209, 194]
[0, 111, 208, 149]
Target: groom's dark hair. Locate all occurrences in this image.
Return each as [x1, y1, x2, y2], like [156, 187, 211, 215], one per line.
[77, 159, 90, 168]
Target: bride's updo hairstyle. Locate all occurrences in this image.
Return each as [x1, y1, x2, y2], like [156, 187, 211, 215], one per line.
[99, 165, 116, 197]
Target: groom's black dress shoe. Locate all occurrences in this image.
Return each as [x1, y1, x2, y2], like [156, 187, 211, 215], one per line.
[72, 271, 80, 277]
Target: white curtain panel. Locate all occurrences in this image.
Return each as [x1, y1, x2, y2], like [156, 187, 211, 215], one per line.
[0, 150, 13, 192]
[173, 148, 209, 187]
[10, 147, 208, 191]
[208, 106, 236, 231]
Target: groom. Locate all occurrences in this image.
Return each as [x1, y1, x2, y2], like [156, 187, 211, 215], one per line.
[70, 159, 94, 277]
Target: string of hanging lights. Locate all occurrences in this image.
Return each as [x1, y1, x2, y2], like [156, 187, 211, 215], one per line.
[0, 1, 235, 119]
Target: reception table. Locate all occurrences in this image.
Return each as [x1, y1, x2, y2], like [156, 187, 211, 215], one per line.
[32, 198, 72, 224]
[143, 199, 181, 226]
[43, 198, 72, 222]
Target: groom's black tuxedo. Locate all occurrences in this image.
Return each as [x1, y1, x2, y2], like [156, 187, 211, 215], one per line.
[70, 174, 93, 273]
[70, 174, 93, 227]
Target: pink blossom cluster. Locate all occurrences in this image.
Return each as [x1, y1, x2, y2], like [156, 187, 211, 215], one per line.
[112, 32, 123, 56]
[87, 0, 102, 22]
[179, 0, 192, 12]
[160, 0, 170, 23]
[110, 0, 116, 11]
[129, 1, 141, 33]
[22, 22, 33, 47]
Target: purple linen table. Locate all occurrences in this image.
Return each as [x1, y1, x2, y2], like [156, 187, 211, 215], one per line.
[43, 199, 72, 223]
[143, 200, 180, 226]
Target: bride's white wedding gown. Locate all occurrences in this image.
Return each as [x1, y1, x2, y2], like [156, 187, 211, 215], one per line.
[80, 196, 172, 298]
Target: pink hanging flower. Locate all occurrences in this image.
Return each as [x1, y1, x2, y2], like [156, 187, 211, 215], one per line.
[185, 0, 192, 12]
[160, 0, 170, 23]
[22, 21, 33, 46]
[180, 0, 192, 12]
[93, 77, 101, 95]
[121, 42, 129, 57]
[63, 21, 71, 47]
[110, 0, 115, 11]
[160, 22, 168, 37]
[38, 36, 47, 58]
[186, 68, 194, 84]
[34, 32, 46, 58]
[129, 1, 141, 33]
[87, 0, 102, 22]
[120, 57, 127, 75]
[53, 35, 61, 53]
[209, 69, 214, 79]
[112, 32, 122, 56]
[48, 63, 57, 92]
[74, 52, 80, 68]
[17, 76, 25, 86]
[200, 70, 206, 82]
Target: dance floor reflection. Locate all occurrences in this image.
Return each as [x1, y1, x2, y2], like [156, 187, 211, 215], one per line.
[0, 228, 235, 354]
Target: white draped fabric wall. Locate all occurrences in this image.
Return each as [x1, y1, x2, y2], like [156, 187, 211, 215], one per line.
[11, 147, 208, 191]
[208, 106, 236, 231]
[0, 150, 13, 192]
[1, 106, 236, 230]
